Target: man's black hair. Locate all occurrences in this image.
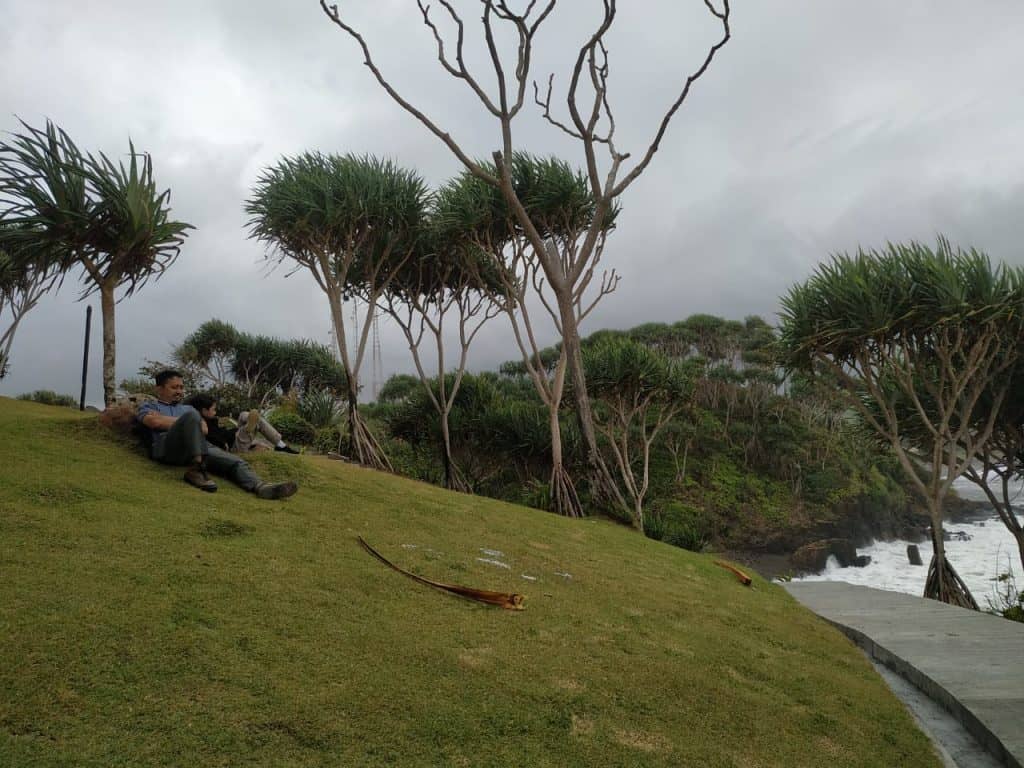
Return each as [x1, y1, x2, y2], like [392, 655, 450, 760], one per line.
[185, 393, 217, 411]
[154, 369, 184, 387]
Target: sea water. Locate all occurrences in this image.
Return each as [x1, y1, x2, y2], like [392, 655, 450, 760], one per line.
[789, 476, 1023, 607]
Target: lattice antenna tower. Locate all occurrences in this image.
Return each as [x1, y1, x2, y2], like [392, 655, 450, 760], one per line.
[372, 312, 383, 400]
[351, 296, 361, 355]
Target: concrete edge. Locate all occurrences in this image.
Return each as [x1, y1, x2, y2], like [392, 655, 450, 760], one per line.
[819, 617, 1020, 768]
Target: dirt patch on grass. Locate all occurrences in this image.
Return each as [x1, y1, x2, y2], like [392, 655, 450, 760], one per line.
[570, 714, 594, 737]
[457, 646, 494, 670]
[553, 677, 585, 692]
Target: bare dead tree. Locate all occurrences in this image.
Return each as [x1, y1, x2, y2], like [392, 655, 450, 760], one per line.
[318, 0, 731, 513]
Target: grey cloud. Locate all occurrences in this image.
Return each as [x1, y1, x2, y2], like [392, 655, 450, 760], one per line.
[2, 0, 1023, 403]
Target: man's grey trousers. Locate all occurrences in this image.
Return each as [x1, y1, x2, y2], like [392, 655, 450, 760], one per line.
[151, 409, 262, 491]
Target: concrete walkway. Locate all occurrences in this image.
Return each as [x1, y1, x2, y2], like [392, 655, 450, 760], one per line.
[784, 582, 1023, 768]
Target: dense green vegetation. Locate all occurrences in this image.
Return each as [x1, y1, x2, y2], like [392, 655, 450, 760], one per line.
[0, 397, 940, 767]
[374, 314, 911, 555]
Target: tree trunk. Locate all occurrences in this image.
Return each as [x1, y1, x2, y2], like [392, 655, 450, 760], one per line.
[345, 380, 393, 472]
[99, 282, 116, 406]
[922, 500, 978, 609]
[557, 296, 629, 517]
[976, 471, 1024, 579]
[326, 283, 391, 472]
[439, 411, 469, 492]
[633, 497, 645, 532]
[548, 405, 582, 517]
[679, 440, 690, 484]
[0, 315, 23, 379]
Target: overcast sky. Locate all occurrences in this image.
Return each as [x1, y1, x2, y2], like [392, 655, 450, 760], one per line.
[2, 1, 1022, 405]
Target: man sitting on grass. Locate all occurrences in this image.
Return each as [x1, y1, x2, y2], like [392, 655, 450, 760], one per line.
[136, 369, 298, 498]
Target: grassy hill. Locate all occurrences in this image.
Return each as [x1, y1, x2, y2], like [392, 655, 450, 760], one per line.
[0, 397, 940, 767]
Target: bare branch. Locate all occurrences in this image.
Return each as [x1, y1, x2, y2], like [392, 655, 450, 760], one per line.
[417, 0, 501, 114]
[319, 0, 499, 185]
[612, 0, 731, 197]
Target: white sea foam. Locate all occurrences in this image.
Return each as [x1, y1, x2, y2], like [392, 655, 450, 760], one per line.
[790, 476, 1022, 604]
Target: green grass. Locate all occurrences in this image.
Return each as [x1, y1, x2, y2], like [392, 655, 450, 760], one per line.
[0, 397, 939, 767]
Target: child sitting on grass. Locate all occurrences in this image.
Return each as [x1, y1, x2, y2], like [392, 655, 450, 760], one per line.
[184, 393, 301, 455]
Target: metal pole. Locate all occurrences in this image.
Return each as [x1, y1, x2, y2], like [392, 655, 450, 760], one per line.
[80, 305, 92, 411]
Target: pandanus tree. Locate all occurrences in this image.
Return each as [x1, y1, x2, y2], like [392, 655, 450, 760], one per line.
[435, 155, 620, 517]
[0, 232, 56, 379]
[318, 0, 731, 513]
[379, 228, 501, 492]
[246, 152, 429, 470]
[779, 240, 1024, 608]
[583, 337, 694, 531]
[0, 120, 192, 404]
[175, 318, 241, 388]
[934, 362, 1024, 580]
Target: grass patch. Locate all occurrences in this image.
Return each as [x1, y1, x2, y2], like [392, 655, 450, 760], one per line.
[0, 397, 940, 767]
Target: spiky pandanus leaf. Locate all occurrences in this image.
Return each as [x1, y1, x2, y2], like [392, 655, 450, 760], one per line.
[246, 152, 430, 291]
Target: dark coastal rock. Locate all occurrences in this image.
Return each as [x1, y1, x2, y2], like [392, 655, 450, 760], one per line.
[790, 541, 832, 572]
[907, 544, 923, 566]
[764, 494, 930, 556]
[790, 538, 860, 573]
[943, 494, 992, 523]
[853, 555, 872, 568]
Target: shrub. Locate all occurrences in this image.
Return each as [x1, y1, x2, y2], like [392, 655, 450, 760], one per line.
[380, 436, 441, 484]
[298, 388, 343, 428]
[313, 425, 343, 455]
[267, 411, 316, 445]
[117, 377, 157, 397]
[206, 383, 265, 420]
[17, 390, 77, 408]
[647, 501, 712, 552]
[987, 565, 1024, 623]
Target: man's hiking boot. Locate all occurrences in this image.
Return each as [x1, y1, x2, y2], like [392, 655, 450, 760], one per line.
[184, 466, 217, 493]
[255, 480, 298, 500]
[274, 444, 301, 455]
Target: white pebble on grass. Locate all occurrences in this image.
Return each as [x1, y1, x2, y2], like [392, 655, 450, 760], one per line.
[476, 557, 511, 569]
